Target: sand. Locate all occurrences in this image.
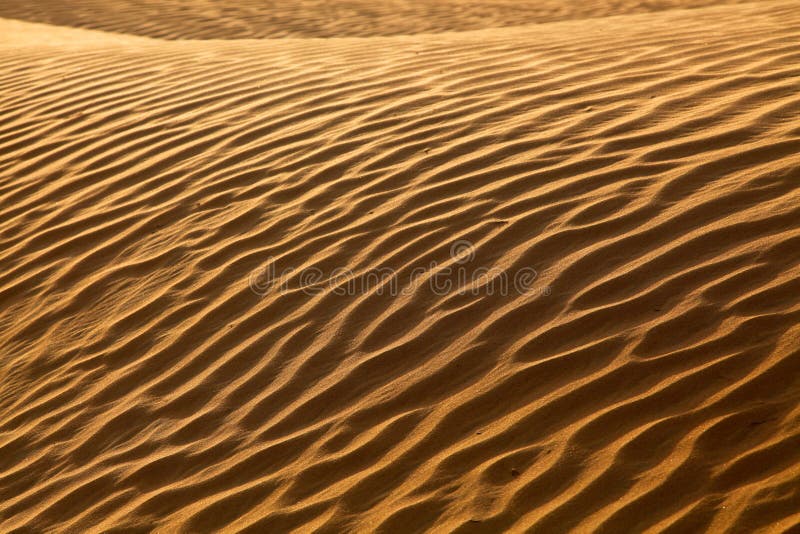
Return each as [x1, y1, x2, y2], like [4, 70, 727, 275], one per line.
[1, 1, 799, 532]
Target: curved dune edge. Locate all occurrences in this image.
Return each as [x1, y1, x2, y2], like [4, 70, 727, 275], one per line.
[0, 18, 153, 48]
[1, 1, 800, 532]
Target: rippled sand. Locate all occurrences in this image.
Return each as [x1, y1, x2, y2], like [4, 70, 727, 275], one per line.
[1, 1, 799, 531]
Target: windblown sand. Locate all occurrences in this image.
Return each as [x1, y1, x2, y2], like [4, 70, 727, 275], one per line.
[1, 1, 800, 532]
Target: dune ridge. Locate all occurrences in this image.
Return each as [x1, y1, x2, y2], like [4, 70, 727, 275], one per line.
[1, 0, 800, 532]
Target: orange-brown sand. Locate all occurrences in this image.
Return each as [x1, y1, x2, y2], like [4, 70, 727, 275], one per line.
[1, 1, 800, 532]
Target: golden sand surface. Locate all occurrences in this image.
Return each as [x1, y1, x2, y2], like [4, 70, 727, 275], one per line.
[1, 1, 799, 531]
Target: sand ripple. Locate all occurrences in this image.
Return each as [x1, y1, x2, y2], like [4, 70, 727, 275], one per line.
[0, 0, 767, 39]
[1, 1, 800, 532]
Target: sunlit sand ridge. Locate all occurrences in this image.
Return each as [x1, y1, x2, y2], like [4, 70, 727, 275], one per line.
[1, 1, 799, 532]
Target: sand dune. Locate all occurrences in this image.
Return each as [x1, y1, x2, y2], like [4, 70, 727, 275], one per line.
[0, 0, 765, 39]
[1, 1, 800, 532]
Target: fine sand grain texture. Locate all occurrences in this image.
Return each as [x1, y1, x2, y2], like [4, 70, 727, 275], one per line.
[1, 1, 800, 532]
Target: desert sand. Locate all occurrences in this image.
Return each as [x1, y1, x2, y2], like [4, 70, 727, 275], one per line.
[1, 1, 799, 532]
